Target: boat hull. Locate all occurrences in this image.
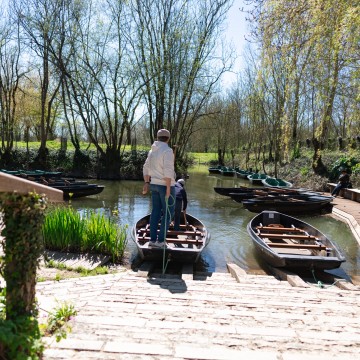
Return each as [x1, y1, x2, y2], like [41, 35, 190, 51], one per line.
[247, 211, 345, 270]
[50, 184, 105, 199]
[242, 195, 333, 215]
[214, 186, 263, 196]
[247, 174, 268, 185]
[132, 213, 210, 263]
[262, 178, 293, 188]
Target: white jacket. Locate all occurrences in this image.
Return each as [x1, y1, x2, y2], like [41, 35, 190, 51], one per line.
[143, 141, 175, 186]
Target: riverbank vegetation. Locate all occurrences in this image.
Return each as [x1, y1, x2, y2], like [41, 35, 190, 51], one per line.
[43, 206, 128, 263]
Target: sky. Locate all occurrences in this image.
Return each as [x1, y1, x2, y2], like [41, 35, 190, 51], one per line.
[221, 0, 250, 87]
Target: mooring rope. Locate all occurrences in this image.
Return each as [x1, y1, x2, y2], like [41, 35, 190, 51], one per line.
[310, 269, 346, 289]
[162, 194, 175, 275]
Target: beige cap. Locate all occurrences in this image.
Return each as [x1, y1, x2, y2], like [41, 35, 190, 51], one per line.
[157, 129, 170, 138]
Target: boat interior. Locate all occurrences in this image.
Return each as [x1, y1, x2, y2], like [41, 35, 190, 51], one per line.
[255, 223, 331, 256]
[136, 223, 205, 249]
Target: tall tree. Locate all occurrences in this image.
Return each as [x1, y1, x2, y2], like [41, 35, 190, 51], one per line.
[130, 0, 233, 168]
[0, 5, 22, 157]
[245, 0, 360, 174]
[58, 0, 144, 178]
[12, 0, 64, 166]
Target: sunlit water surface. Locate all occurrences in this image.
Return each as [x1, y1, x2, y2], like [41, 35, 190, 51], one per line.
[71, 165, 359, 277]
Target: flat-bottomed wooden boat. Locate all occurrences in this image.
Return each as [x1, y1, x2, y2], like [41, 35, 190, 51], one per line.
[242, 194, 333, 215]
[247, 173, 268, 185]
[262, 177, 293, 188]
[247, 210, 346, 270]
[132, 213, 210, 263]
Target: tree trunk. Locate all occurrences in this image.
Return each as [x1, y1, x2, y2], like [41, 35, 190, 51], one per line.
[312, 138, 327, 175]
[217, 148, 225, 166]
[98, 148, 121, 179]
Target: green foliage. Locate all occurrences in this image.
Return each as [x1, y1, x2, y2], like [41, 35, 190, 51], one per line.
[120, 150, 148, 180]
[0, 193, 46, 317]
[42, 206, 84, 252]
[83, 211, 128, 262]
[0, 147, 149, 180]
[352, 163, 360, 175]
[42, 302, 77, 342]
[300, 167, 310, 176]
[43, 207, 128, 262]
[0, 192, 46, 359]
[291, 142, 301, 160]
[330, 156, 359, 179]
[0, 315, 44, 360]
[44, 259, 110, 277]
[0, 288, 5, 319]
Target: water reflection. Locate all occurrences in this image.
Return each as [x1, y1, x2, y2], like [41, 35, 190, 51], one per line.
[70, 166, 359, 277]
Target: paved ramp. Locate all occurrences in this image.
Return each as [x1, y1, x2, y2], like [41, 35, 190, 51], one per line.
[38, 264, 360, 360]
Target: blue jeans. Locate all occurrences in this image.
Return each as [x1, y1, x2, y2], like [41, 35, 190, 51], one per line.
[331, 183, 347, 196]
[149, 184, 175, 242]
[174, 199, 183, 231]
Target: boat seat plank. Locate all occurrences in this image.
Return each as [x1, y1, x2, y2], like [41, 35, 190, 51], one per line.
[275, 248, 313, 255]
[256, 226, 305, 233]
[258, 233, 318, 240]
[139, 236, 203, 245]
[138, 228, 202, 236]
[267, 243, 327, 250]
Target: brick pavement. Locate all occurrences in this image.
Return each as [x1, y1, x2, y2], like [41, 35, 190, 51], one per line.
[38, 264, 360, 360]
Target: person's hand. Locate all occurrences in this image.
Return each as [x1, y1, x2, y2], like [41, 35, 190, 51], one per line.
[166, 187, 170, 198]
[142, 183, 150, 195]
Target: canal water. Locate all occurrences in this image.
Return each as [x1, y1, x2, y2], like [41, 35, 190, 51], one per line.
[71, 165, 360, 277]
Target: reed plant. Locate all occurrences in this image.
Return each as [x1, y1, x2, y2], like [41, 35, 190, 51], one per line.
[42, 207, 128, 262]
[42, 206, 84, 252]
[84, 211, 128, 262]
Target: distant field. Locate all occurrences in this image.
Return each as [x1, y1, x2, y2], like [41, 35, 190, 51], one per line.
[13, 140, 217, 164]
[190, 152, 217, 164]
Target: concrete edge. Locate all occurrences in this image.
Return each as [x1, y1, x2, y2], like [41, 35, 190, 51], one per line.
[227, 263, 247, 282]
[332, 207, 360, 245]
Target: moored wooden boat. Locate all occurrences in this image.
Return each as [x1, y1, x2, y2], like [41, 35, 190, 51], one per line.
[1, 169, 63, 179]
[214, 186, 302, 197]
[228, 188, 301, 203]
[208, 165, 224, 174]
[247, 173, 268, 185]
[221, 167, 236, 177]
[214, 186, 266, 196]
[247, 210, 346, 270]
[0, 169, 105, 199]
[262, 177, 293, 188]
[50, 184, 105, 199]
[242, 194, 334, 215]
[132, 213, 210, 263]
[235, 169, 254, 179]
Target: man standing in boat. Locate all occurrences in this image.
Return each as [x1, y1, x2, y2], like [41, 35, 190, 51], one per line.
[143, 129, 176, 248]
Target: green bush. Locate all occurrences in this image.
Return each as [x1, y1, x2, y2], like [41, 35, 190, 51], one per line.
[0, 315, 44, 360]
[330, 156, 359, 179]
